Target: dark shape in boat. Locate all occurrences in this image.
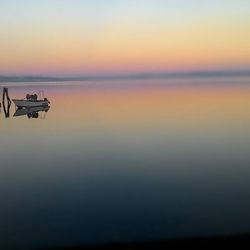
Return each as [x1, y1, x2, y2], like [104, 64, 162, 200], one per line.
[14, 106, 50, 119]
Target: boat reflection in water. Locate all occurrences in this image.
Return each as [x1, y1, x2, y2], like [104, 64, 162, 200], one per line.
[13, 106, 50, 119]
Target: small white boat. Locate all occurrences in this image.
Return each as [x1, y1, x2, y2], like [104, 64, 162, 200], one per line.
[12, 99, 50, 108]
[12, 93, 50, 108]
[13, 106, 50, 117]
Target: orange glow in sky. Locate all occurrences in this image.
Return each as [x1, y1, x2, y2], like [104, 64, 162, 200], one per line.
[0, 0, 250, 76]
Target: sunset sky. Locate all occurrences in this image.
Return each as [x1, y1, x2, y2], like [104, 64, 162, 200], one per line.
[0, 0, 250, 76]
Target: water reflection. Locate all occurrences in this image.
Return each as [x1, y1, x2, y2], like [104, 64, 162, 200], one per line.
[1, 79, 250, 250]
[1, 87, 12, 118]
[2, 99, 11, 118]
[13, 106, 50, 119]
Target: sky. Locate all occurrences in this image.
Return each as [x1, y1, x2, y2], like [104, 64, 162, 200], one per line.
[0, 0, 250, 76]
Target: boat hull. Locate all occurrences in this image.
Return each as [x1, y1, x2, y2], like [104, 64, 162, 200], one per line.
[12, 99, 49, 108]
[14, 106, 50, 117]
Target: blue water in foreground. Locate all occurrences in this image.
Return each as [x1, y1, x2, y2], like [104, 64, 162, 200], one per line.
[1, 77, 250, 249]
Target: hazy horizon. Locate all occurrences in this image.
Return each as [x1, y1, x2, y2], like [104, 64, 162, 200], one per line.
[1, 69, 250, 83]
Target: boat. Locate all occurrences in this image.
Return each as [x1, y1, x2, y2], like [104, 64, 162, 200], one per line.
[13, 106, 50, 118]
[12, 99, 50, 108]
[12, 93, 50, 108]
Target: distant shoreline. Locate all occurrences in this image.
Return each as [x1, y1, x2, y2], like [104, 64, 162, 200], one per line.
[1, 70, 250, 83]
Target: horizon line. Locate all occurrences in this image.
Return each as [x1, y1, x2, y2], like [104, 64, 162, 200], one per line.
[1, 69, 250, 82]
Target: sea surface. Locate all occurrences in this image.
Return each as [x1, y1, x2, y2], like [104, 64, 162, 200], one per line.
[1, 77, 250, 249]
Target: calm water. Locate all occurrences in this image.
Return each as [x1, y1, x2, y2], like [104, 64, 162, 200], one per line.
[1, 77, 250, 249]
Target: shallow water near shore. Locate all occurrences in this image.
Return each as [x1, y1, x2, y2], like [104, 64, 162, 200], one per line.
[1, 77, 250, 249]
